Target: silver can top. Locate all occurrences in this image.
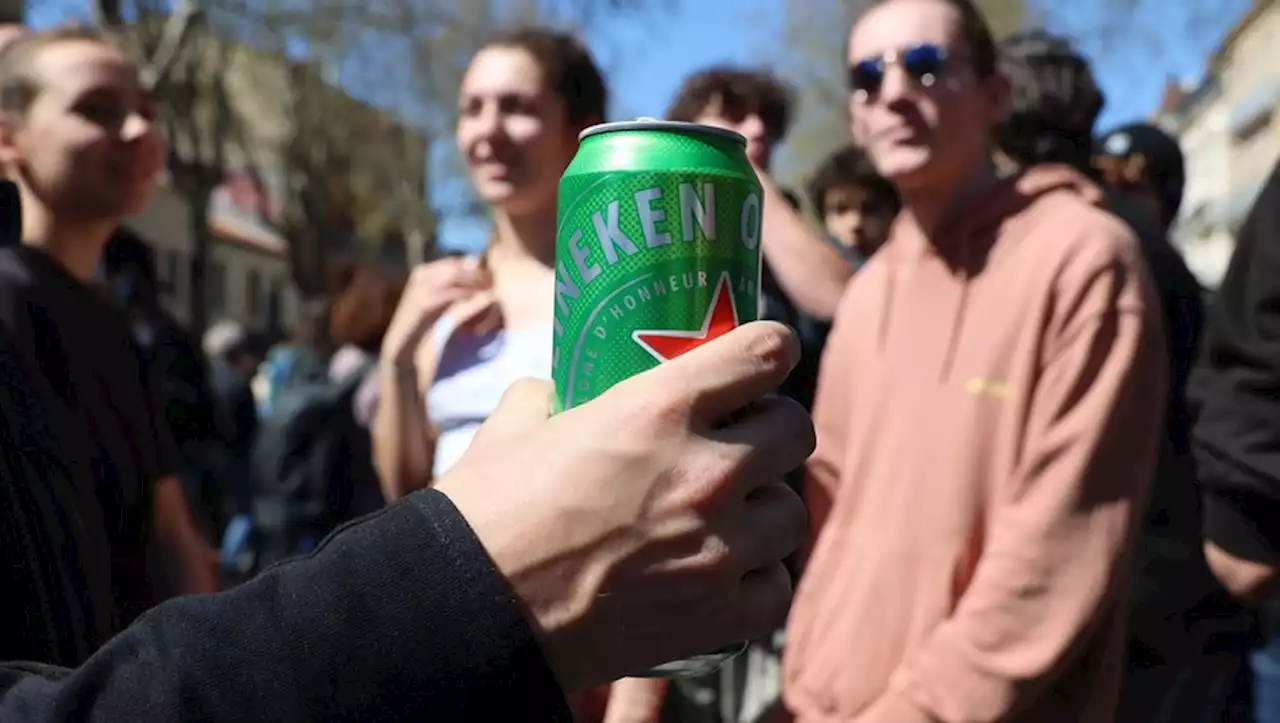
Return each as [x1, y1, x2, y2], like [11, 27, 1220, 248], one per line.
[578, 117, 746, 145]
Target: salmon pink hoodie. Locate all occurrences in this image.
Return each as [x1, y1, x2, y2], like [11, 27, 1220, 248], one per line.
[785, 164, 1166, 723]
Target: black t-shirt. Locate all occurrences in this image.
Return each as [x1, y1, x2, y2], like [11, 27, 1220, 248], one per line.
[0, 245, 180, 626]
[759, 260, 833, 413]
[0, 320, 116, 666]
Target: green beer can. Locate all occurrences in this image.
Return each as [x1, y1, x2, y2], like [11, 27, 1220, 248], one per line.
[552, 119, 762, 677]
[552, 118, 762, 411]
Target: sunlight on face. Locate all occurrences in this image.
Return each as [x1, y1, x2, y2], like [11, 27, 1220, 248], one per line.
[2, 38, 163, 220]
[846, 0, 1003, 193]
[455, 45, 579, 216]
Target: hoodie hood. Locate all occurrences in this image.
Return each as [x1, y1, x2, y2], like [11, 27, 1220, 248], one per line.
[875, 163, 1107, 379]
[888, 163, 1105, 263]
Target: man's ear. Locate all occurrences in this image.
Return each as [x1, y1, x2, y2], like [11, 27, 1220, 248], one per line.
[985, 72, 1012, 125]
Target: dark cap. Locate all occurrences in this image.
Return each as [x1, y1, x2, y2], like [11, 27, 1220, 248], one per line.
[1093, 122, 1185, 226]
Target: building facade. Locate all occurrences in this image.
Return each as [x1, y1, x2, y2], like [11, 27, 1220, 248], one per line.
[1166, 0, 1280, 289]
[123, 23, 431, 334]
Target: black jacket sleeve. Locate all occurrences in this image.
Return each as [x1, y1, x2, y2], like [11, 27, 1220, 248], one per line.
[0, 490, 572, 723]
[1191, 160, 1280, 563]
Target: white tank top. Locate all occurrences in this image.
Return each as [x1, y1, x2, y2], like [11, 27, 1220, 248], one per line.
[426, 317, 553, 477]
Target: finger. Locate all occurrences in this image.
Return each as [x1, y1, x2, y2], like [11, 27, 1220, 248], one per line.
[470, 378, 553, 445]
[395, 286, 480, 347]
[624, 321, 800, 427]
[706, 395, 815, 493]
[734, 562, 793, 643]
[409, 261, 486, 295]
[451, 290, 501, 333]
[726, 482, 808, 575]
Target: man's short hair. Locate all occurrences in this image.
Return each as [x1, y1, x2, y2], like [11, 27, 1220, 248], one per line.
[665, 66, 795, 141]
[0, 25, 114, 118]
[859, 0, 998, 79]
[994, 28, 1104, 171]
[806, 145, 900, 217]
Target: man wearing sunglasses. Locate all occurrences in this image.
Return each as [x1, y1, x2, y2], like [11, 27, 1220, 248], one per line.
[782, 1, 1166, 722]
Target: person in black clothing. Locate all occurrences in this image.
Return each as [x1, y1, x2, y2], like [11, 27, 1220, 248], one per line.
[203, 320, 260, 519]
[0, 314, 116, 667]
[0, 320, 813, 722]
[1191, 159, 1280, 720]
[0, 25, 217, 636]
[103, 229, 237, 543]
[997, 29, 1253, 722]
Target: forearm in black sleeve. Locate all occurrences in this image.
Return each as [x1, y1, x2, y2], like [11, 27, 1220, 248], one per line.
[0, 490, 572, 723]
[1192, 161, 1280, 563]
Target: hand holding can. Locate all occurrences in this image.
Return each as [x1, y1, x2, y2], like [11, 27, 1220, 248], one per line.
[551, 119, 768, 677]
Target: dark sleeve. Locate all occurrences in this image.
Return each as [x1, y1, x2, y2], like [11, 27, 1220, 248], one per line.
[152, 325, 224, 449]
[1191, 160, 1280, 562]
[0, 489, 572, 723]
[228, 379, 260, 455]
[134, 336, 184, 484]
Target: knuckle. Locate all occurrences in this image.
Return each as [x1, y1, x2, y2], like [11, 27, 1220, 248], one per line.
[684, 445, 747, 511]
[774, 397, 817, 457]
[741, 323, 798, 375]
[503, 378, 550, 404]
[739, 565, 792, 635]
[776, 485, 810, 553]
[758, 565, 794, 624]
[695, 532, 736, 577]
[619, 375, 691, 432]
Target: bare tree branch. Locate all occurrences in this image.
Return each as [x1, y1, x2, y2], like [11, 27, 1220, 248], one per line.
[140, 0, 202, 92]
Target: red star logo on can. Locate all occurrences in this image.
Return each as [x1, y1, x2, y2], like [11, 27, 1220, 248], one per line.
[632, 272, 741, 362]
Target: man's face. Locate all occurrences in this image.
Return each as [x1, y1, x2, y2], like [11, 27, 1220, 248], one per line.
[822, 184, 896, 257]
[694, 95, 777, 169]
[846, 0, 1005, 194]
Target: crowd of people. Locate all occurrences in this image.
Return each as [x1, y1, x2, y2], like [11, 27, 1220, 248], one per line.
[3, 0, 1280, 720]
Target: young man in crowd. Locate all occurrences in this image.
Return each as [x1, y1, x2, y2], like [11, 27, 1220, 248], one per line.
[666, 64, 854, 318]
[660, 66, 861, 723]
[997, 28, 1253, 722]
[784, 1, 1166, 721]
[667, 65, 854, 413]
[0, 26, 217, 636]
[805, 144, 900, 264]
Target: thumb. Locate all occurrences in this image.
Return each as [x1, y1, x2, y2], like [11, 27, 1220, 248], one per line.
[470, 378, 553, 446]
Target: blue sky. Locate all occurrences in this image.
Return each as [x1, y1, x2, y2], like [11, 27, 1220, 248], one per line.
[438, 0, 1249, 251]
[21, 0, 1249, 253]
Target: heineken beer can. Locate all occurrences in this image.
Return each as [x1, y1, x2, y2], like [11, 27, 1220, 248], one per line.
[552, 119, 762, 678]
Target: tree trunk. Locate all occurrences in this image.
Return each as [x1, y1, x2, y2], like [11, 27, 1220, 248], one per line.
[186, 183, 215, 337]
[0, 0, 23, 24]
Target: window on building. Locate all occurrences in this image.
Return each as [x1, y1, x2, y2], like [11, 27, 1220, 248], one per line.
[162, 249, 182, 299]
[267, 276, 285, 333]
[246, 268, 265, 321]
[207, 259, 227, 315]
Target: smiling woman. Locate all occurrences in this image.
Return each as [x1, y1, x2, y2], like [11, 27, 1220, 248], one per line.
[372, 25, 671, 723]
